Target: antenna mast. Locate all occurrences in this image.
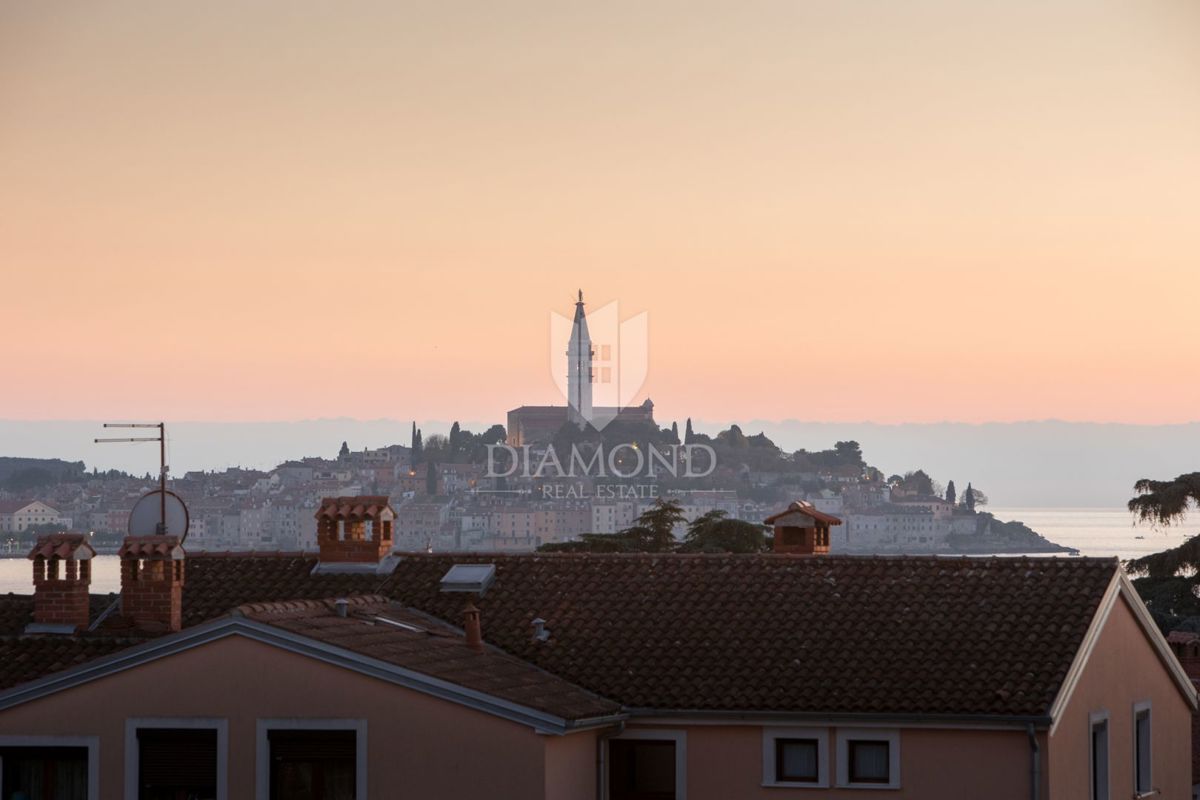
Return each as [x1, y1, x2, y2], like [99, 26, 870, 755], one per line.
[95, 422, 168, 534]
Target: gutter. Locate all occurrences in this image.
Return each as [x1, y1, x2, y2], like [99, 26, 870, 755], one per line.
[1027, 723, 1040, 800]
[623, 707, 1054, 729]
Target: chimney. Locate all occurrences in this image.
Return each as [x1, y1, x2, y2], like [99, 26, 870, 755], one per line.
[119, 535, 185, 633]
[28, 533, 96, 632]
[763, 501, 841, 555]
[463, 602, 483, 652]
[315, 496, 395, 564]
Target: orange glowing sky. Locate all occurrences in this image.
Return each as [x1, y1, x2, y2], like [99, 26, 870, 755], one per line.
[2, 1, 1199, 426]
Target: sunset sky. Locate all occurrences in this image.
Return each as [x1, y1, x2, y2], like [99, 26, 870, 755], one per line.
[2, 1, 1199, 426]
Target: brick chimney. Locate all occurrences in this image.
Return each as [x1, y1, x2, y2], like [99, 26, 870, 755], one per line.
[315, 496, 395, 564]
[763, 501, 842, 555]
[28, 533, 96, 632]
[119, 535, 185, 633]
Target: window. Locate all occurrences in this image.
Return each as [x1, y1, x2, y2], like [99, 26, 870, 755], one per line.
[1091, 713, 1109, 800]
[836, 729, 900, 789]
[257, 720, 365, 800]
[269, 730, 356, 800]
[1134, 703, 1152, 796]
[849, 740, 890, 784]
[137, 728, 218, 800]
[125, 719, 226, 800]
[762, 728, 828, 787]
[0, 745, 88, 800]
[608, 731, 685, 800]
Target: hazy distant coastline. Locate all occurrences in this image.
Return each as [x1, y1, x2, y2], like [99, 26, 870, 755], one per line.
[2, 418, 1198, 509]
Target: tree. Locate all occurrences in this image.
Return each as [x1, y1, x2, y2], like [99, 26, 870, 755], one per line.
[449, 422, 462, 460]
[680, 510, 769, 553]
[425, 461, 438, 495]
[412, 428, 423, 463]
[1129, 473, 1200, 527]
[834, 440, 864, 467]
[670, 421, 680, 444]
[337, 441, 350, 460]
[945, 480, 957, 506]
[684, 418, 695, 445]
[898, 470, 934, 497]
[964, 482, 976, 512]
[625, 498, 686, 552]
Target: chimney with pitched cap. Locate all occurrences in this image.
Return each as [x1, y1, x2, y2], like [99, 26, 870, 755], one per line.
[315, 496, 395, 564]
[28, 533, 96, 631]
[763, 500, 841, 555]
[463, 603, 483, 652]
[119, 535, 185, 632]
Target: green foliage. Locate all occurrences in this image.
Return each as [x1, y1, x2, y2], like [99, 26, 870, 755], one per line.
[898, 470, 935, 496]
[2, 467, 57, 491]
[945, 480, 957, 505]
[964, 481, 976, 511]
[631, 498, 686, 552]
[1128, 472, 1200, 527]
[425, 460, 437, 494]
[680, 510, 769, 553]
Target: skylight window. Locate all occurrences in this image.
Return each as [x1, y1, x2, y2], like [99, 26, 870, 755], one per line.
[439, 563, 496, 596]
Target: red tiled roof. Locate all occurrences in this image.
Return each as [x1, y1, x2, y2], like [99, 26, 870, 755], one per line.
[0, 636, 142, 691]
[315, 496, 393, 521]
[380, 553, 1116, 718]
[0, 551, 1121, 720]
[27, 533, 95, 560]
[763, 500, 843, 526]
[235, 595, 619, 722]
[118, 535, 183, 559]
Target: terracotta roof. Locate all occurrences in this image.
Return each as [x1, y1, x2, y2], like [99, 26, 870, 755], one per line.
[0, 636, 143, 691]
[235, 595, 619, 722]
[181, 554, 377, 627]
[0, 551, 1122, 721]
[27, 533, 95, 560]
[119, 535, 184, 559]
[315, 496, 393, 521]
[381, 553, 1117, 718]
[763, 500, 843, 526]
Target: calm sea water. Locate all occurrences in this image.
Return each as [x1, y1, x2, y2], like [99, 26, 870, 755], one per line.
[0, 508, 1192, 593]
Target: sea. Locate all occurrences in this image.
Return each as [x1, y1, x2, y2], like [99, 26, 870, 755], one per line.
[0, 507, 1193, 595]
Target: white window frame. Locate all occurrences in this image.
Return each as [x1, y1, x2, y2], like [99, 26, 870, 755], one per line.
[605, 728, 686, 800]
[0, 734, 100, 799]
[1090, 710, 1110, 800]
[762, 726, 829, 788]
[256, 718, 367, 800]
[836, 728, 900, 790]
[125, 717, 228, 800]
[1132, 701, 1152, 797]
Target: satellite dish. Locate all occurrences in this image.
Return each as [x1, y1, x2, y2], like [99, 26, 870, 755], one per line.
[128, 489, 190, 542]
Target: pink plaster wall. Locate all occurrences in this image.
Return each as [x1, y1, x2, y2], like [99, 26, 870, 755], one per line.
[1047, 593, 1193, 799]
[635, 722, 1039, 800]
[0, 634, 595, 800]
[545, 727, 598, 800]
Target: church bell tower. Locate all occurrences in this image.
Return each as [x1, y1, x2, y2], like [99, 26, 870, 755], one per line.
[567, 289, 593, 427]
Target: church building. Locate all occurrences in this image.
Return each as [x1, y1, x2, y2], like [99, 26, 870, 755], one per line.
[507, 291, 654, 446]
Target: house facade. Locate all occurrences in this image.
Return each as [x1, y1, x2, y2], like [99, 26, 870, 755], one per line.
[0, 498, 1194, 799]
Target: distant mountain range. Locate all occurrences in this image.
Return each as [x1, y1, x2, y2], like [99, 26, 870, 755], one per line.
[1, 419, 1197, 508]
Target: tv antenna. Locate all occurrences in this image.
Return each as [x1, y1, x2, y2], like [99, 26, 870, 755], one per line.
[95, 422, 186, 538]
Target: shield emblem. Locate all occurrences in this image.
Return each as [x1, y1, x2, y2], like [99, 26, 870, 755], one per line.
[550, 297, 648, 431]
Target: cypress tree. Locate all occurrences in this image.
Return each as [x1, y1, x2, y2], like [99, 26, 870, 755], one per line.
[945, 480, 957, 506]
[965, 482, 976, 512]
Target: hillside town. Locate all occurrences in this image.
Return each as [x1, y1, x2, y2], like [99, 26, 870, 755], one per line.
[0, 427, 1067, 557]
